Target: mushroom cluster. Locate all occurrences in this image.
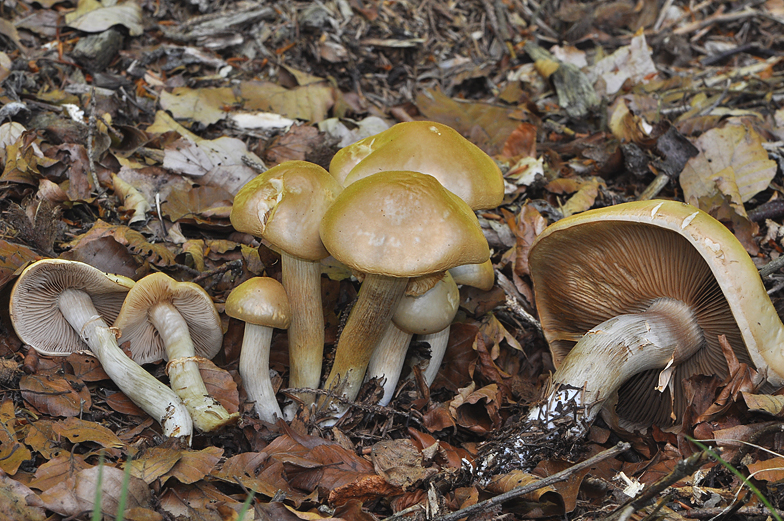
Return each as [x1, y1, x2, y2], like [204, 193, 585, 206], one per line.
[226, 121, 503, 424]
[476, 200, 784, 476]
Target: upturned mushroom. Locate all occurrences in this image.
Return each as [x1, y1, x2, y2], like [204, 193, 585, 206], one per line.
[113, 272, 239, 433]
[330, 121, 504, 210]
[477, 200, 784, 476]
[318, 171, 490, 420]
[225, 277, 291, 423]
[9, 259, 192, 440]
[365, 271, 460, 405]
[231, 161, 342, 418]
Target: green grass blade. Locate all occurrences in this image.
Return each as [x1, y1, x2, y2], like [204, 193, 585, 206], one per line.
[687, 436, 782, 521]
[237, 491, 255, 520]
[92, 451, 105, 521]
[116, 454, 133, 521]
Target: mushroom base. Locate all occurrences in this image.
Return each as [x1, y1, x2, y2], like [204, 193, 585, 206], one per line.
[474, 298, 703, 478]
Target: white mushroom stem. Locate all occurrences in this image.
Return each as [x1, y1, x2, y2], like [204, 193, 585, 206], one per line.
[281, 253, 324, 419]
[238, 323, 282, 423]
[476, 298, 704, 478]
[58, 289, 193, 441]
[319, 274, 408, 421]
[365, 322, 413, 406]
[529, 298, 704, 436]
[148, 303, 236, 432]
[420, 328, 452, 386]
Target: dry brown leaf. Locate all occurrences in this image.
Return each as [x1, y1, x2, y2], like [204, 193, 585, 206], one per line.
[24, 419, 61, 461]
[60, 234, 142, 279]
[450, 383, 503, 434]
[213, 452, 303, 502]
[0, 468, 45, 520]
[66, 352, 109, 382]
[371, 439, 432, 489]
[422, 402, 457, 433]
[546, 176, 605, 216]
[20, 374, 91, 417]
[500, 204, 546, 277]
[28, 453, 90, 492]
[241, 81, 335, 122]
[66, 220, 176, 266]
[327, 474, 402, 507]
[742, 393, 784, 417]
[0, 239, 40, 290]
[129, 447, 183, 484]
[0, 398, 31, 475]
[39, 464, 152, 517]
[159, 87, 239, 126]
[746, 456, 784, 482]
[161, 185, 233, 227]
[52, 417, 125, 451]
[199, 359, 240, 414]
[161, 446, 223, 485]
[104, 390, 147, 417]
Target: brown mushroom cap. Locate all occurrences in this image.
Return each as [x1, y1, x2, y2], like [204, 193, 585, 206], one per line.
[331, 121, 504, 209]
[332, 121, 504, 210]
[10, 259, 134, 356]
[448, 259, 495, 291]
[225, 277, 291, 329]
[114, 272, 223, 365]
[320, 171, 490, 278]
[230, 160, 342, 261]
[529, 199, 784, 428]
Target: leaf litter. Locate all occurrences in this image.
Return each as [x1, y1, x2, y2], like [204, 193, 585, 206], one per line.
[1, 0, 784, 520]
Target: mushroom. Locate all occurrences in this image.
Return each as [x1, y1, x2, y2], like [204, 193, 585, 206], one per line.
[231, 161, 342, 418]
[113, 272, 239, 433]
[318, 171, 490, 420]
[365, 271, 460, 405]
[477, 200, 784, 475]
[330, 121, 504, 210]
[225, 277, 291, 423]
[448, 259, 495, 291]
[9, 259, 192, 440]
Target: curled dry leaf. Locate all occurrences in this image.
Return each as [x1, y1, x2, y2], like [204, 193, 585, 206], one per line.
[52, 417, 125, 451]
[20, 373, 92, 417]
[0, 398, 32, 475]
[39, 464, 152, 517]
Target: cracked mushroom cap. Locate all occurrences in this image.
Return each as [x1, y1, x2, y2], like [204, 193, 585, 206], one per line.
[320, 171, 490, 278]
[332, 121, 504, 210]
[529, 200, 784, 428]
[230, 161, 343, 261]
[10, 259, 135, 356]
[113, 273, 223, 365]
[225, 277, 291, 329]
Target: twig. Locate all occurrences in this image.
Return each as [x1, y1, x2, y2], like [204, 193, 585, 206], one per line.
[191, 259, 243, 284]
[86, 88, 104, 196]
[601, 450, 713, 521]
[686, 506, 784, 518]
[381, 503, 425, 521]
[283, 386, 424, 421]
[432, 441, 631, 521]
[494, 270, 542, 334]
[759, 256, 784, 278]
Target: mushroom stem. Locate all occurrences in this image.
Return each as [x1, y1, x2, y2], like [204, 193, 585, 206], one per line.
[281, 253, 324, 418]
[148, 303, 238, 432]
[238, 323, 282, 422]
[477, 298, 703, 477]
[319, 274, 408, 420]
[365, 322, 413, 406]
[420, 328, 452, 386]
[58, 289, 193, 441]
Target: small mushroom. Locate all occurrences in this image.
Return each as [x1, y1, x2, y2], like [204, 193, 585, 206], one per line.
[225, 277, 291, 423]
[477, 200, 784, 475]
[9, 259, 192, 440]
[231, 161, 341, 418]
[330, 121, 504, 210]
[448, 259, 495, 291]
[318, 171, 489, 420]
[113, 272, 239, 433]
[365, 271, 459, 405]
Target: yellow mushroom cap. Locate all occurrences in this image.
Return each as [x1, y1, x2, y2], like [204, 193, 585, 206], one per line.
[225, 277, 291, 329]
[230, 161, 342, 261]
[529, 199, 784, 427]
[320, 171, 490, 278]
[332, 121, 504, 210]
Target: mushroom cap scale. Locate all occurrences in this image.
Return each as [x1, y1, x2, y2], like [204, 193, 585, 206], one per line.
[332, 121, 504, 210]
[529, 199, 784, 428]
[225, 277, 291, 329]
[114, 272, 223, 365]
[230, 161, 342, 261]
[320, 171, 490, 278]
[10, 259, 134, 356]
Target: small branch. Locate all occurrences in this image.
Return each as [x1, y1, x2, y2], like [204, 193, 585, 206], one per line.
[191, 259, 243, 284]
[432, 442, 631, 521]
[86, 88, 104, 197]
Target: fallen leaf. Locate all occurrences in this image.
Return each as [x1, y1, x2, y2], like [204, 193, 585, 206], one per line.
[589, 33, 657, 95]
[29, 454, 90, 492]
[52, 417, 125, 450]
[129, 447, 183, 484]
[160, 87, 239, 126]
[746, 456, 784, 482]
[65, 1, 142, 36]
[241, 81, 335, 122]
[0, 468, 46, 520]
[161, 446, 223, 485]
[0, 398, 32, 475]
[371, 439, 432, 489]
[20, 374, 92, 417]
